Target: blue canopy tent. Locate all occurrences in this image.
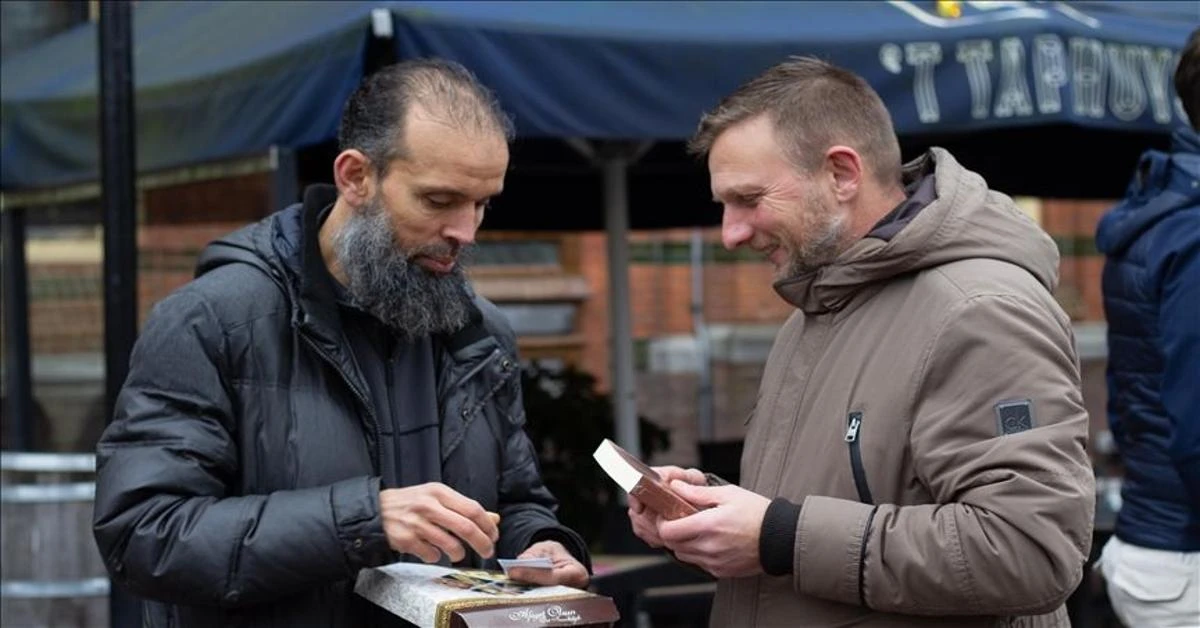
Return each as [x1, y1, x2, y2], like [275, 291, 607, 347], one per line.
[0, 1, 383, 190]
[2, 1, 1195, 190]
[1, 0, 1197, 469]
[390, 0, 1194, 137]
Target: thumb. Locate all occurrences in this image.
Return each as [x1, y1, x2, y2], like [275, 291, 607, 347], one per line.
[670, 480, 724, 507]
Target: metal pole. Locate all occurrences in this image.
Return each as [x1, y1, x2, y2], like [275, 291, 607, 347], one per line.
[2, 207, 34, 451]
[691, 228, 714, 443]
[269, 146, 298, 212]
[99, 1, 142, 625]
[602, 154, 641, 459]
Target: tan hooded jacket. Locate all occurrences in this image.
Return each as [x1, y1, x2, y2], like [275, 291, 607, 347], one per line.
[708, 149, 1095, 627]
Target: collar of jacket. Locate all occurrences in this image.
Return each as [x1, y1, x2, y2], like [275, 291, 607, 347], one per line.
[772, 148, 1059, 315]
[1096, 127, 1200, 256]
[292, 185, 348, 350]
[1173, 126, 1200, 157]
[292, 185, 491, 368]
[771, 153, 941, 315]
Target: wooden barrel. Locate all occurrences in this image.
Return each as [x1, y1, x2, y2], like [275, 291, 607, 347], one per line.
[1, 452, 108, 628]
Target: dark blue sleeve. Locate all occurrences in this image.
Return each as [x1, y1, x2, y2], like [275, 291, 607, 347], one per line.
[1158, 211, 1200, 505]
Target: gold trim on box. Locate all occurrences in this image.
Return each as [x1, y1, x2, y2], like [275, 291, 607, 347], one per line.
[435, 593, 591, 628]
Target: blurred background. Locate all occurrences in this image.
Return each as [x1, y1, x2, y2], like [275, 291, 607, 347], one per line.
[1, 1, 1195, 626]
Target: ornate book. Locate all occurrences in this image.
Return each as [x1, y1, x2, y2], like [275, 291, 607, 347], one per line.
[592, 438, 699, 520]
[355, 562, 619, 628]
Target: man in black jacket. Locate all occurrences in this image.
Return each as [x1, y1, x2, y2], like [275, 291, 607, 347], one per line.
[93, 59, 590, 627]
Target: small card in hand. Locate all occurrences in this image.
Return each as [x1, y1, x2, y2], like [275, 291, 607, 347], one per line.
[497, 557, 554, 577]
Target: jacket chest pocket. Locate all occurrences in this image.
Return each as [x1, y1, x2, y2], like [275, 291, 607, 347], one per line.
[844, 411, 874, 505]
[454, 350, 523, 443]
[460, 353, 518, 417]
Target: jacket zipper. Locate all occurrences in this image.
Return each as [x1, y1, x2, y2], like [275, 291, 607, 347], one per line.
[300, 333, 383, 473]
[844, 412, 873, 504]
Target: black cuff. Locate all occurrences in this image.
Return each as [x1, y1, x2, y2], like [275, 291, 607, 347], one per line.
[529, 527, 593, 575]
[759, 497, 803, 576]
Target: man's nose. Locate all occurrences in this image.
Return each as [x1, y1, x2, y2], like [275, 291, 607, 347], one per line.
[442, 207, 479, 248]
[722, 212, 753, 251]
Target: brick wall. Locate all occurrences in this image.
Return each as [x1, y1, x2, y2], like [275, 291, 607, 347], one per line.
[572, 208, 1117, 465]
[1041, 199, 1112, 322]
[28, 263, 103, 354]
[576, 228, 793, 391]
[16, 173, 1117, 468]
[22, 204, 1113, 360]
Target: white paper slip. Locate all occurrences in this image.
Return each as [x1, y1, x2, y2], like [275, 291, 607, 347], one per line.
[497, 557, 554, 576]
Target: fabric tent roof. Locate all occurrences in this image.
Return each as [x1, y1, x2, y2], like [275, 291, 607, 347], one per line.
[2, 0, 1196, 190]
[1, 1, 380, 189]
[393, 0, 1196, 137]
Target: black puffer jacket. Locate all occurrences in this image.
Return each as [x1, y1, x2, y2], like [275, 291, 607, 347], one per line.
[93, 186, 587, 627]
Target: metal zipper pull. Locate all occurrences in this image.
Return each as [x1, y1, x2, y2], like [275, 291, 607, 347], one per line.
[844, 411, 873, 505]
[845, 413, 862, 442]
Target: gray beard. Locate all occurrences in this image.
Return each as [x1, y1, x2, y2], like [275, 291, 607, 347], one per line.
[331, 198, 476, 339]
[781, 196, 849, 279]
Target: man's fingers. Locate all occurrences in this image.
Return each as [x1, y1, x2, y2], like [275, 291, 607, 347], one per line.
[654, 466, 687, 482]
[681, 468, 708, 485]
[507, 566, 556, 585]
[414, 521, 467, 563]
[671, 550, 710, 573]
[669, 480, 724, 507]
[407, 539, 443, 564]
[657, 512, 708, 545]
[654, 466, 706, 486]
[510, 562, 589, 588]
[551, 564, 590, 588]
[427, 508, 496, 559]
[429, 484, 500, 543]
[631, 516, 664, 547]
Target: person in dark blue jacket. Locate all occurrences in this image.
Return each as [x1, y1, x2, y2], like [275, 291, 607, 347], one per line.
[1095, 27, 1200, 628]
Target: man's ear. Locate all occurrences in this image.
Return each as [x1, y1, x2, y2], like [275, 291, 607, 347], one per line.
[333, 149, 373, 208]
[824, 146, 863, 203]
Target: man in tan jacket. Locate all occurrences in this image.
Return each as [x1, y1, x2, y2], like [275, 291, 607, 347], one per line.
[627, 57, 1095, 627]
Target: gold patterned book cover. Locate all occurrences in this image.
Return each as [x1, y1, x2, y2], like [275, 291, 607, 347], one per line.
[355, 562, 618, 627]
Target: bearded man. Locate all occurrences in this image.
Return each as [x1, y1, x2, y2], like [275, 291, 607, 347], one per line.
[92, 59, 589, 628]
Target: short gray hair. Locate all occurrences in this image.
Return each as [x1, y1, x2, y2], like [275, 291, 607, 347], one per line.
[689, 57, 902, 186]
[338, 59, 515, 174]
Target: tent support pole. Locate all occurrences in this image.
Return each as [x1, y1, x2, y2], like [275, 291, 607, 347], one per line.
[2, 206, 34, 451]
[601, 151, 639, 459]
[563, 139, 653, 458]
[270, 146, 298, 211]
[100, 2, 142, 625]
[691, 228, 714, 443]
[564, 140, 652, 459]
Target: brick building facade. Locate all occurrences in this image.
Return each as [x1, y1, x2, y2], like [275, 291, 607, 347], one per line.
[9, 172, 1114, 467]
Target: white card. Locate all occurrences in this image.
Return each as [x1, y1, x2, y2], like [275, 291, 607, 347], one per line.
[497, 557, 554, 576]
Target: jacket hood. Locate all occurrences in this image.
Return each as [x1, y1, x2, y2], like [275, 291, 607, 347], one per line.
[193, 217, 280, 282]
[192, 185, 489, 349]
[775, 148, 1060, 314]
[1096, 127, 1200, 256]
[194, 185, 339, 313]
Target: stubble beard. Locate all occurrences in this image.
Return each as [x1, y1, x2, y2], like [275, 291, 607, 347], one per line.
[332, 196, 476, 339]
[778, 191, 851, 280]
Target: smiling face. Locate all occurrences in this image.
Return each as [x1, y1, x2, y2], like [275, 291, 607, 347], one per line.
[708, 114, 850, 280]
[330, 103, 509, 336]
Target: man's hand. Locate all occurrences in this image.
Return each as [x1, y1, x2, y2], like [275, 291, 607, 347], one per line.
[380, 483, 500, 563]
[656, 481, 771, 579]
[627, 466, 707, 548]
[506, 541, 589, 589]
